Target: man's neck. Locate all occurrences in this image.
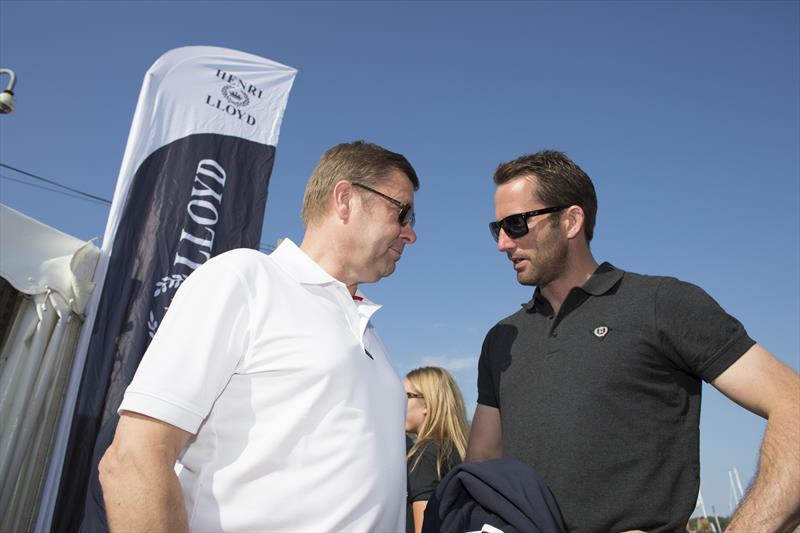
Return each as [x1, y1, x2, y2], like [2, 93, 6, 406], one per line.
[540, 250, 599, 315]
[299, 228, 359, 296]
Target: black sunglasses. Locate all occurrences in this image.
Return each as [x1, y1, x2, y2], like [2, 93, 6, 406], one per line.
[352, 182, 415, 227]
[489, 205, 569, 241]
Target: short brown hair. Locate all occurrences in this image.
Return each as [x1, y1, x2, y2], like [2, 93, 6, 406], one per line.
[493, 150, 597, 242]
[302, 140, 419, 226]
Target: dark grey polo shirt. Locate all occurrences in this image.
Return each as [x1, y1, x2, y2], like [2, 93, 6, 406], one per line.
[477, 263, 755, 533]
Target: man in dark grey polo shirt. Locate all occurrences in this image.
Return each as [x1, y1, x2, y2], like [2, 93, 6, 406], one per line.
[466, 150, 800, 533]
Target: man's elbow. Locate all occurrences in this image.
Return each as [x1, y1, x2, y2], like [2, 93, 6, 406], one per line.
[466, 406, 503, 462]
[466, 442, 502, 463]
[98, 445, 121, 496]
[98, 441, 139, 502]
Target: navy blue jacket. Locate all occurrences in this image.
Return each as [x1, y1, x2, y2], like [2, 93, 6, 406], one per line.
[422, 458, 566, 533]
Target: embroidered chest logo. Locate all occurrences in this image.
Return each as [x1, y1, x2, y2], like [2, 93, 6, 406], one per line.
[593, 326, 609, 338]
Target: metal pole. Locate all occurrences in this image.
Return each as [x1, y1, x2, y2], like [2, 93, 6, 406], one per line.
[733, 467, 746, 501]
[711, 505, 722, 533]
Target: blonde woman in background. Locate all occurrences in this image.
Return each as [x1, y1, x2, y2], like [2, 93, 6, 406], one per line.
[404, 366, 469, 533]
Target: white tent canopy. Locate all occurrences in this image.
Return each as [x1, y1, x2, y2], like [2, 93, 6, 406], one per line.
[0, 203, 100, 532]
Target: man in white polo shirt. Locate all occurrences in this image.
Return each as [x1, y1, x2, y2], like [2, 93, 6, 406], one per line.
[99, 141, 419, 532]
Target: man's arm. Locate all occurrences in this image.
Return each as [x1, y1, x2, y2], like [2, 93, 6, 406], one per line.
[99, 411, 193, 533]
[466, 404, 503, 462]
[711, 344, 800, 532]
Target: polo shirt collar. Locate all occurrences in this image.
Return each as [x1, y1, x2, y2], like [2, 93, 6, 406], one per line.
[352, 289, 380, 313]
[270, 238, 336, 285]
[269, 238, 381, 311]
[580, 262, 624, 296]
[524, 289, 547, 313]
[523, 262, 623, 311]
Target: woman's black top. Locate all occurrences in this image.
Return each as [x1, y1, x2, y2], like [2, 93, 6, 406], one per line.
[406, 438, 460, 533]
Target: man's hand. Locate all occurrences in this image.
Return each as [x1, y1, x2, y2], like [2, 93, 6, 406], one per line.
[712, 344, 800, 532]
[99, 411, 192, 533]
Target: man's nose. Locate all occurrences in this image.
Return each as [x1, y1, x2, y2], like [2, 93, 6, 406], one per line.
[496, 229, 515, 252]
[401, 222, 417, 244]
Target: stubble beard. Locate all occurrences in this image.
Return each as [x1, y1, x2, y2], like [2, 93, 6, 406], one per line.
[516, 231, 569, 288]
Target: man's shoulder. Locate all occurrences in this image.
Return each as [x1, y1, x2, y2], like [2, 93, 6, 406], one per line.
[210, 247, 269, 264]
[609, 268, 723, 320]
[203, 247, 274, 274]
[617, 268, 703, 295]
[478, 306, 533, 354]
[186, 248, 280, 290]
[487, 304, 530, 333]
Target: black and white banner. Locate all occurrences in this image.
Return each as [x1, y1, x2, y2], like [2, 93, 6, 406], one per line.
[40, 47, 296, 532]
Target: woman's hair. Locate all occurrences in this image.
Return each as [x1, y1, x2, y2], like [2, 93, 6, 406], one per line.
[406, 366, 469, 477]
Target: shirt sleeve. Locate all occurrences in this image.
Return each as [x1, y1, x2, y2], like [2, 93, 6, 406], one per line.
[654, 277, 755, 382]
[407, 444, 440, 502]
[477, 325, 503, 408]
[119, 252, 254, 433]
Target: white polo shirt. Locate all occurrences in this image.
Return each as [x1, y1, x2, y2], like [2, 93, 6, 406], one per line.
[120, 239, 407, 532]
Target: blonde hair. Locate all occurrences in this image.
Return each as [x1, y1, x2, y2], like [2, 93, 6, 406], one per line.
[301, 140, 419, 226]
[406, 366, 469, 477]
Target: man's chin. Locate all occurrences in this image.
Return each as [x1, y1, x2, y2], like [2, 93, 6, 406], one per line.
[362, 264, 396, 284]
[515, 271, 539, 286]
[382, 263, 397, 278]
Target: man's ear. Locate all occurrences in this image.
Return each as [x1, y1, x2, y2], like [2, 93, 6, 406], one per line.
[564, 205, 585, 240]
[332, 180, 353, 222]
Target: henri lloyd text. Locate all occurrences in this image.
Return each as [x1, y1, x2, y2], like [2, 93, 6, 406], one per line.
[204, 69, 261, 125]
[174, 159, 227, 271]
[148, 157, 228, 336]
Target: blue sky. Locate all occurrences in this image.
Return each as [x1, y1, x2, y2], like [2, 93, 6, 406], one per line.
[1, 0, 797, 519]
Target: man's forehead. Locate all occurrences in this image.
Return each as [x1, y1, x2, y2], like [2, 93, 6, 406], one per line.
[380, 168, 415, 196]
[515, 173, 541, 191]
[497, 174, 541, 201]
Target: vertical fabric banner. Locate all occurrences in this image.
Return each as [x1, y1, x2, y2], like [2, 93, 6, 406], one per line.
[46, 46, 296, 532]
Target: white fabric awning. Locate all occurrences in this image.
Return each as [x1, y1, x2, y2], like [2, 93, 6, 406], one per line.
[0, 203, 99, 314]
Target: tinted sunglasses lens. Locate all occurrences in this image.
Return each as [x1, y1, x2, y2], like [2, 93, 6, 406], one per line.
[503, 215, 529, 238]
[489, 222, 501, 241]
[490, 215, 528, 241]
[401, 206, 415, 227]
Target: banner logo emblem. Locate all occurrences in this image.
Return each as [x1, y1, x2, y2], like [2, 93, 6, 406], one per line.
[205, 69, 263, 125]
[221, 85, 250, 107]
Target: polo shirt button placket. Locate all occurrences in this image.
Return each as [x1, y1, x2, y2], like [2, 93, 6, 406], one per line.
[547, 315, 557, 338]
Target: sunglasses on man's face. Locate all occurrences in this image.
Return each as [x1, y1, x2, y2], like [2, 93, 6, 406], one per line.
[352, 182, 415, 227]
[489, 205, 569, 242]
